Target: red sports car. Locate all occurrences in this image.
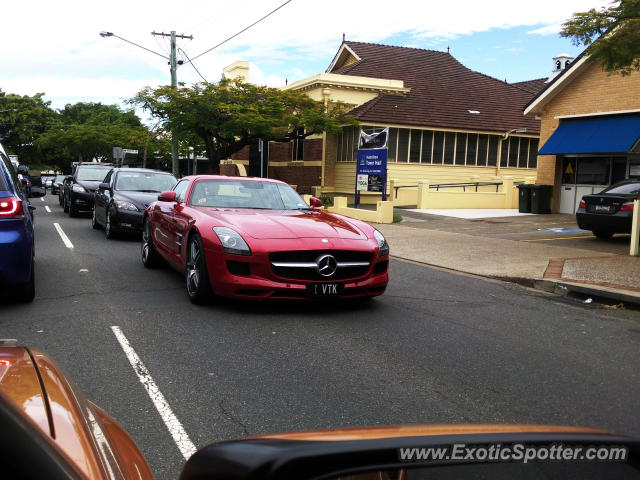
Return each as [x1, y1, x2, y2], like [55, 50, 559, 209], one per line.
[141, 175, 389, 303]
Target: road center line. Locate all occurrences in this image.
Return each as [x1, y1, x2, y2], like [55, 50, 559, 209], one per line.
[53, 223, 74, 249]
[45, 206, 51, 213]
[110, 326, 197, 460]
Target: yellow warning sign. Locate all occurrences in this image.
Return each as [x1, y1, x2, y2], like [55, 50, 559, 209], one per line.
[564, 163, 574, 175]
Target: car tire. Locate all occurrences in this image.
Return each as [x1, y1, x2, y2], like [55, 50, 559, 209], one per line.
[63, 195, 69, 213]
[91, 207, 100, 230]
[592, 229, 614, 240]
[14, 260, 35, 303]
[141, 217, 162, 268]
[105, 210, 115, 239]
[186, 233, 213, 305]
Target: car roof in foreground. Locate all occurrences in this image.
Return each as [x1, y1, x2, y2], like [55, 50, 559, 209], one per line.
[115, 167, 174, 175]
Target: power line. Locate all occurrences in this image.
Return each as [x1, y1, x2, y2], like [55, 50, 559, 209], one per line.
[178, 48, 208, 82]
[190, 0, 293, 62]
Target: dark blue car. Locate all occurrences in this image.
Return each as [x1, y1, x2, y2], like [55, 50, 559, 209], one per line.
[0, 144, 43, 302]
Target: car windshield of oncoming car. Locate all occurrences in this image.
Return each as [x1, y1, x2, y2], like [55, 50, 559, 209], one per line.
[189, 179, 308, 210]
[602, 182, 640, 195]
[116, 172, 177, 192]
[76, 166, 113, 181]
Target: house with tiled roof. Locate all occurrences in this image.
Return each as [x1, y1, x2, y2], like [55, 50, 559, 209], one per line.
[227, 41, 546, 200]
[277, 41, 544, 201]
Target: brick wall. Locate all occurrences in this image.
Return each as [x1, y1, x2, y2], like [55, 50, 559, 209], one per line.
[536, 62, 640, 211]
[231, 145, 250, 161]
[219, 163, 240, 176]
[303, 138, 323, 162]
[269, 142, 292, 162]
[269, 166, 321, 194]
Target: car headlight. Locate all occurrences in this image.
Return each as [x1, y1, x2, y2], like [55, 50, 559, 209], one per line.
[213, 227, 251, 256]
[72, 184, 86, 193]
[373, 229, 389, 256]
[115, 201, 139, 211]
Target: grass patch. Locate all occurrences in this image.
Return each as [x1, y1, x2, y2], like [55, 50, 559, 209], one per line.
[393, 213, 403, 223]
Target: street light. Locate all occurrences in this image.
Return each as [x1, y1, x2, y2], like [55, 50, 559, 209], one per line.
[100, 30, 181, 177]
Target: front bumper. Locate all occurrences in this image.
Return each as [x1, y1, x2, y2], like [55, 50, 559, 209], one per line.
[111, 209, 144, 233]
[202, 239, 389, 301]
[576, 209, 632, 233]
[70, 190, 95, 211]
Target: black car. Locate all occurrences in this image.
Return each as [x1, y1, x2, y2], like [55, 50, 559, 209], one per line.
[92, 167, 177, 238]
[51, 174, 66, 195]
[576, 179, 640, 239]
[62, 163, 113, 217]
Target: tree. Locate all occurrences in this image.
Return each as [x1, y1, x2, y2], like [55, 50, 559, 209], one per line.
[0, 90, 58, 165]
[560, 0, 640, 75]
[131, 79, 356, 174]
[35, 103, 149, 172]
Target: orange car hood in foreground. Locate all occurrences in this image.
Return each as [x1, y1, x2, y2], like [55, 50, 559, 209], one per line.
[0, 346, 152, 480]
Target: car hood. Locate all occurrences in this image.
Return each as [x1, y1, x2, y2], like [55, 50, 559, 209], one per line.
[202, 209, 367, 240]
[115, 191, 159, 210]
[76, 180, 101, 192]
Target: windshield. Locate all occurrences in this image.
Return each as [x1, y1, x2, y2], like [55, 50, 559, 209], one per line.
[189, 179, 308, 210]
[115, 171, 177, 192]
[602, 181, 640, 195]
[55, 174, 66, 182]
[76, 166, 113, 182]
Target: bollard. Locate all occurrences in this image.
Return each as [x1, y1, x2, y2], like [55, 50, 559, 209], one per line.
[631, 199, 639, 256]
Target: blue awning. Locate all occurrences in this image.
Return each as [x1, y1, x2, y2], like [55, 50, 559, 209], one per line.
[538, 114, 640, 155]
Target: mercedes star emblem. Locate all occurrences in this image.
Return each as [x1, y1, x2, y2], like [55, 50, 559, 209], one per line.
[316, 254, 338, 277]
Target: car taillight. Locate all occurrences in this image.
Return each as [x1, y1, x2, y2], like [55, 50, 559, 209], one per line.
[0, 197, 23, 217]
[578, 200, 586, 209]
[620, 202, 634, 212]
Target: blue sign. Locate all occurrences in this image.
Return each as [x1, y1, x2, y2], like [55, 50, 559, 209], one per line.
[355, 149, 387, 205]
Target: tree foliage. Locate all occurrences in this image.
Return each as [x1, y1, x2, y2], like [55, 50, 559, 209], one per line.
[35, 103, 150, 172]
[131, 79, 357, 173]
[560, 0, 640, 75]
[0, 90, 58, 165]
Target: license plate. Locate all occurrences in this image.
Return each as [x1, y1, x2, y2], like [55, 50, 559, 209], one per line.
[594, 205, 611, 213]
[307, 283, 343, 297]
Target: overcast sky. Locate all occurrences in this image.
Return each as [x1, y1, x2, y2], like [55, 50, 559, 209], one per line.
[1, 0, 607, 116]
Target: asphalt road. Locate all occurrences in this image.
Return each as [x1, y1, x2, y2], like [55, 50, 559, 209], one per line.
[2, 194, 640, 479]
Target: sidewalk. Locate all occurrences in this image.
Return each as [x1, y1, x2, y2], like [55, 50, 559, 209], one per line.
[376, 209, 640, 306]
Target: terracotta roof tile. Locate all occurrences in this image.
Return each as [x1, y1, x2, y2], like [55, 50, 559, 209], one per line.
[331, 41, 540, 135]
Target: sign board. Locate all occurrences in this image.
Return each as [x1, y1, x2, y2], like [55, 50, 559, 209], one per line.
[354, 128, 389, 206]
[356, 148, 387, 194]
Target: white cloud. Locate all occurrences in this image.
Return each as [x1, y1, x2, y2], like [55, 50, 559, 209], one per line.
[0, 0, 609, 107]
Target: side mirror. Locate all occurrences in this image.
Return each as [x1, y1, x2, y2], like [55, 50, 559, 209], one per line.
[158, 191, 176, 202]
[98, 183, 111, 191]
[309, 196, 323, 209]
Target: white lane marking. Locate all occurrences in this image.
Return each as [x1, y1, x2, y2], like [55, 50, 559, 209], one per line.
[40, 197, 45, 202]
[45, 206, 51, 213]
[53, 223, 74, 249]
[111, 326, 197, 460]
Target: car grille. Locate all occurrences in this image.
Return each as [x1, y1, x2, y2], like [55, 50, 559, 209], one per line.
[270, 250, 371, 281]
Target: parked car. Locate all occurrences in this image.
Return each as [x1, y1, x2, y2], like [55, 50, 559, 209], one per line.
[62, 163, 113, 217]
[1, 343, 638, 480]
[0, 143, 44, 302]
[576, 179, 640, 239]
[92, 167, 177, 239]
[51, 173, 66, 195]
[142, 175, 389, 303]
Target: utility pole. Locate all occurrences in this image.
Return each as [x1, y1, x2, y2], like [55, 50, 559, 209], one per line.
[151, 30, 192, 177]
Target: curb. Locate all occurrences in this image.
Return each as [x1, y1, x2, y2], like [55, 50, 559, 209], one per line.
[535, 278, 640, 308]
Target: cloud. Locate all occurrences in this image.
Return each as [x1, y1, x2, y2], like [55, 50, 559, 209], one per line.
[527, 23, 564, 36]
[0, 0, 609, 108]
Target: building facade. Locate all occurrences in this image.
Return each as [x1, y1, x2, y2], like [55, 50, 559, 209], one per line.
[525, 53, 640, 214]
